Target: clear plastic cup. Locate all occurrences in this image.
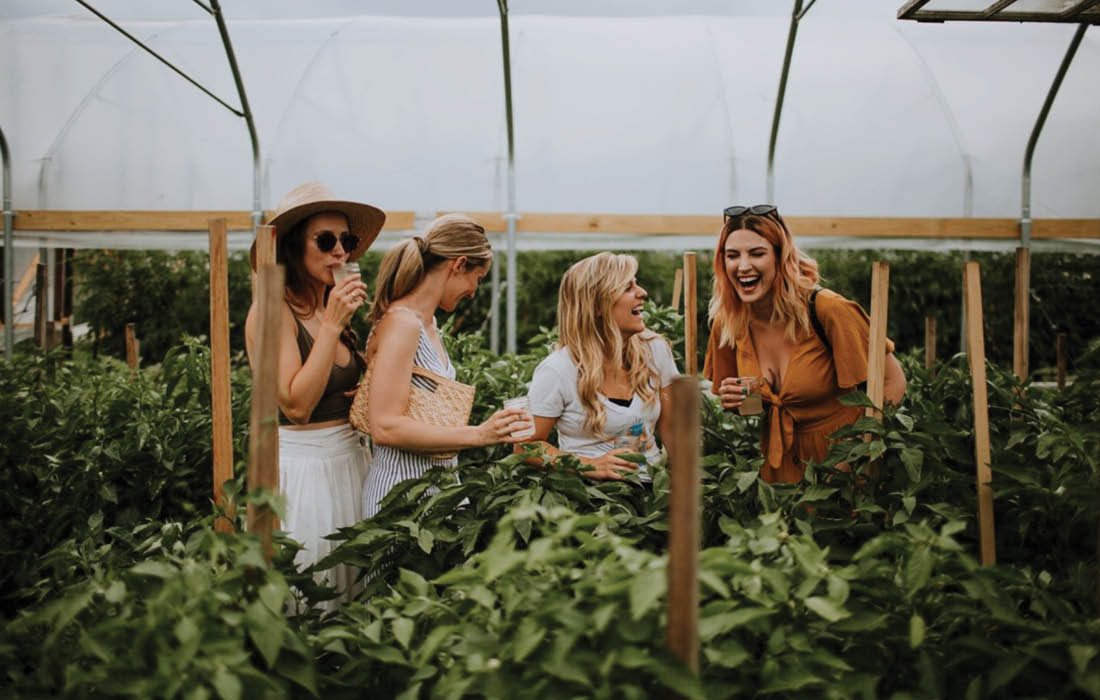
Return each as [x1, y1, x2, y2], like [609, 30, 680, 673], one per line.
[503, 396, 535, 439]
[332, 261, 360, 287]
[737, 377, 764, 416]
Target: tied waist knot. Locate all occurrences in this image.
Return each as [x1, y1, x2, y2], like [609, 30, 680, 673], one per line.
[761, 392, 793, 472]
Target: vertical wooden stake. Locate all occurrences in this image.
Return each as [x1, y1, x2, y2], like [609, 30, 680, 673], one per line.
[671, 267, 684, 312]
[1056, 333, 1068, 390]
[1013, 247, 1030, 381]
[683, 252, 697, 376]
[865, 262, 889, 421]
[924, 316, 936, 374]
[964, 262, 996, 566]
[209, 219, 235, 533]
[251, 224, 277, 299]
[125, 322, 139, 370]
[666, 376, 701, 677]
[248, 264, 284, 562]
[34, 263, 47, 349]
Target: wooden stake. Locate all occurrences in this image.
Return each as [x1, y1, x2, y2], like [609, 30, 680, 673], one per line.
[865, 262, 889, 420]
[251, 224, 277, 299]
[671, 267, 683, 311]
[1013, 247, 1030, 381]
[1056, 332, 1068, 391]
[12, 253, 39, 310]
[34, 263, 47, 349]
[683, 252, 697, 376]
[964, 262, 996, 566]
[924, 316, 936, 373]
[125, 322, 139, 370]
[248, 264, 284, 561]
[209, 219, 235, 533]
[666, 376, 701, 676]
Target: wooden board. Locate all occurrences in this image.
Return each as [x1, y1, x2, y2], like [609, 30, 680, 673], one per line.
[14, 209, 417, 232]
[666, 377, 701, 675]
[683, 252, 698, 376]
[865, 262, 889, 420]
[208, 219, 236, 533]
[1013, 247, 1030, 380]
[248, 264, 284, 561]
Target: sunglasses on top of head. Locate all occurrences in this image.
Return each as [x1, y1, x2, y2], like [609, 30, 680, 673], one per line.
[312, 231, 360, 254]
[723, 204, 780, 221]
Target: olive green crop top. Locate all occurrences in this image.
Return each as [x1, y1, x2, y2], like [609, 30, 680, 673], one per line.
[277, 317, 361, 425]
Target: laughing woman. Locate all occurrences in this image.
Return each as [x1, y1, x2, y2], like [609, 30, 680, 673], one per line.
[518, 252, 680, 482]
[703, 205, 906, 483]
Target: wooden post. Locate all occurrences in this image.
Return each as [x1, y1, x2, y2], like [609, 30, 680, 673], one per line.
[125, 322, 139, 370]
[251, 224, 277, 298]
[248, 264, 284, 561]
[666, 376, 701, 677]
[964, 262, 996, 566]
[865, 262, 889, 420]
[1013, 247, 1030, 381]
[1056, 333, 1068, 390]
[34, 263, 47, 349]
[209, 219, 235, 533]
[682, 252, 697, 375]
[671, 267, 683, 312]
[924, 316, 936, 373]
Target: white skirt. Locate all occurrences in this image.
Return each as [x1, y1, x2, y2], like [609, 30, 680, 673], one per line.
[279, 423, 370, 611]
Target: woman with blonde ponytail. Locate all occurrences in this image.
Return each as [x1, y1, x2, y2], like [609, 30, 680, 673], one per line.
[360, 214, 532, 517]
[518, 252, 680, 482]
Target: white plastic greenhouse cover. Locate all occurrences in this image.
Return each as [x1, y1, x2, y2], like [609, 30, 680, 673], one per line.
[2, 0, 1099, 252]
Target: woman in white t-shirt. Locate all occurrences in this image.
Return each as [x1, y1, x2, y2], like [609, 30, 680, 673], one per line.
[519, 252, 680, 481]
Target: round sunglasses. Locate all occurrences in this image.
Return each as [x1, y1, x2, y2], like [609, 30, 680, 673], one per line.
[311, 231, 361, 254]
[723, 204, 779, 220]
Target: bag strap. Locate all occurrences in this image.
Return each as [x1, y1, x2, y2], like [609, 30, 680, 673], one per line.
[809, 286, 832, 354]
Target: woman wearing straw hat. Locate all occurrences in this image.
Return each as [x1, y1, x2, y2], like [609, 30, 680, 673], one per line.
[360, 214, 532, 518]
[245, 182, 384, 610]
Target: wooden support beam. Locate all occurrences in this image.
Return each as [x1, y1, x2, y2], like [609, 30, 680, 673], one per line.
[1013, 247, 1030, 381]
[16, 210, 1099, 240]
[924, 316, 937, 373]
[682, 252, 697, 375]
[251, 224, 277, 299]
[964, 262, 996, 567]
[865, 262, 889, 421]
[248, 264, 284, 562]
[666, 377, 701, 677]
[125, 322, 139, 370]
[209, 219, 236, 533]
[671, 267, 683, 312]
[13, 253, 39, 310]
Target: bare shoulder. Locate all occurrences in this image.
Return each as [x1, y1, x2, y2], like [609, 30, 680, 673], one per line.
[373, 310, 421, 350]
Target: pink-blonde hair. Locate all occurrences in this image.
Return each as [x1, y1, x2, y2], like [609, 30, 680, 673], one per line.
[708, 213, 820, 348]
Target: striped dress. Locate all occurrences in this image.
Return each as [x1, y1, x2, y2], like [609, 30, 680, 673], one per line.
[361, 308, 459, 519]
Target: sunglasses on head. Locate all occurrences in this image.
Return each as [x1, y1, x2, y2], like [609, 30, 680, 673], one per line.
[312, 231, 360, 254]
[723, 204, 779, 221]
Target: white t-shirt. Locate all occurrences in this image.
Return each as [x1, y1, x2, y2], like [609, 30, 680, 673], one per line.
[527, 335, 680, 480]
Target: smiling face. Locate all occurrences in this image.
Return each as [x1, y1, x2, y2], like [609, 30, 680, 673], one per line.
[440, 255, 492, 312]
[609, 276, 648, 338]
[301, 212, 353, 287]
[723, 227, 778, 308]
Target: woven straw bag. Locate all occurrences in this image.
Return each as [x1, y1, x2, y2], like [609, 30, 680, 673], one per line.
[349, 364, 475, 460]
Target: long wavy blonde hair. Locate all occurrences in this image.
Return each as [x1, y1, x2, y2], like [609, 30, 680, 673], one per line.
[558, 252, 661, 438]
[708, 213, 820, 349]
[369, 213, 492, 324]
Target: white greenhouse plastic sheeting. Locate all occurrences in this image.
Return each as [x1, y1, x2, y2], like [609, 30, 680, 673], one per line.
[2, 1, 1099, 246]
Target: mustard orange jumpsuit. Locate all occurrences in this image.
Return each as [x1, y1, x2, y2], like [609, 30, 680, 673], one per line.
[703, 289, 894, 483]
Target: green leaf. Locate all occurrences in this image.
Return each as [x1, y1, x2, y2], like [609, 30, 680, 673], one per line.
[900, 447, 923, 482]
[629, 568, 665, 620]
[245, 601, 283, 668]
[175, 616, 200, 647]
[909, 614, 926, 649]
[513, 617, 547, 662]
[804, 597, 849, 622]
[212, 667, 242, 700]
[417, 527, 435, 554]
[130, 561, 177, 579]
[392, 617, 415, 650]
[1071, 645, 1098, 674]
[258, 581, 286, 613]
[904, 546, 933, 596]
[736, 471, 758, 493]
[699, 607, 774, 641]
[398, 569, 429, 598]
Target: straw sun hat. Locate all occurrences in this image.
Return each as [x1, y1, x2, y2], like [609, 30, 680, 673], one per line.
[249, 182, 386, 269]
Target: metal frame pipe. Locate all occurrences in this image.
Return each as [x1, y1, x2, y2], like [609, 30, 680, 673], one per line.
[767, 0, 805, 203]
[1021, 23, 1088, 246]
[210, 0, 263, 231]
[1, 124, 13, 360]
[497, 0, 518, 354]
